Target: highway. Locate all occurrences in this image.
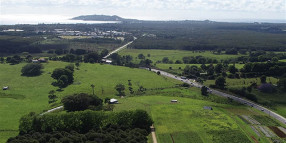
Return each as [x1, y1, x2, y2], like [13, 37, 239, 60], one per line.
[103, 37, 136, 59]
[151, 68, 286, 125]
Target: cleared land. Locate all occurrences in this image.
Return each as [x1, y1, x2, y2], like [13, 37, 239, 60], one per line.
[0, 61, 180, 142]
[119, 49, 243, 63]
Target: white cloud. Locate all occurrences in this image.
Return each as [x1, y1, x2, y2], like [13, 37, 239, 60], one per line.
[1, 0, 285, 21]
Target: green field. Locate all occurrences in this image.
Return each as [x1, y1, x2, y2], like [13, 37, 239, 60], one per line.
[114, 95, 278, 143]
[119, 49, 243, 63]
[0, 61, 180, 142]
[1, 61, 285, 142]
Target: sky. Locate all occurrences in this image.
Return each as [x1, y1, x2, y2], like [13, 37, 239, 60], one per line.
[0, 0, 285, 24]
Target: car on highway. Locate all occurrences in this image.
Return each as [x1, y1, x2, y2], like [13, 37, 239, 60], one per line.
[261, 109, 264, 111]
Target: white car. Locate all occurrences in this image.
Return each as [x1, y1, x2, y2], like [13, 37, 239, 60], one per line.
[2, 86, 9, 90]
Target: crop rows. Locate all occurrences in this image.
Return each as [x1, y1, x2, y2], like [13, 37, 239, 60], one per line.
[241, 115, 260, 125]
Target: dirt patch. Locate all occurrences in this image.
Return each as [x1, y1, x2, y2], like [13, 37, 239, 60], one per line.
[268, 126, 286, 138]
[251, 136, 259, 143]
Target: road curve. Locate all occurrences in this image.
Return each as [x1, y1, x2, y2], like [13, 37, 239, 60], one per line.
[150, 68, 286, 125]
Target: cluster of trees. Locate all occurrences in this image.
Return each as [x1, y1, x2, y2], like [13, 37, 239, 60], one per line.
[241, 62, 286, 77]
[236, 51, 286, 63]
[6, 55, 23, 65]
[51, 64, 74, 89]
[0, 36, 41, 53]
[19, 110, 153, 134]
[0, 55, 43, 65]
[72, 38, 122, 44]
[182, 56, 218, 64]
[8, 125, 148, 143]
[183, 63, 234, 80]
[21, 63, 43, 76]
[228, 87, 257, 102]
[115, 81, 147, 97]
[62, 93, 103, 112]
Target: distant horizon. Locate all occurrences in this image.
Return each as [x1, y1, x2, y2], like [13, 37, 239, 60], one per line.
[1, 0, 285, 25]
[0, 14, 285, 25]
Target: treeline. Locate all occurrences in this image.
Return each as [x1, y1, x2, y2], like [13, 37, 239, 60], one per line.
[0, 36, 42, 53]
[130, 36, 286, 51]
[126, 22, 286, 51]
[71, 38, 122, 44]
[8, 125, 148, 143]
[19, 110, 153, 134]
[240, 62, 286, 77]
[236, 51, 286, 63]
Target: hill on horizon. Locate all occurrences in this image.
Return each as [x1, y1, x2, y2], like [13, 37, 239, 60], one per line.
[71, 14, 139, 22]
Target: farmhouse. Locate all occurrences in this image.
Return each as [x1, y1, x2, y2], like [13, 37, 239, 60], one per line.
[38, 58, 47, 63]
[32, 60, 39, 63]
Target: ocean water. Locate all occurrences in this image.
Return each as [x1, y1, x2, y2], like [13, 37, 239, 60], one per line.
[0, 14, 120, 25]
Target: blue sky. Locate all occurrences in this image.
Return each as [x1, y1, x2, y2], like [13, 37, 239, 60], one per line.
[0, 0, 285, 22]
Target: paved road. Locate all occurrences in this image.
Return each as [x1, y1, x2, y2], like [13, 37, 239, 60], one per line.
[151, 68, 286, 125]
[40, 106, 63, 115]
[103, 37, 136, 59]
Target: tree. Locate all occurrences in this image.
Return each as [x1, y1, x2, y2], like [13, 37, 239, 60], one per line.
[131, 110, 153, 133]
[260, 75, 267, 84]
[139, 59, 152, 67]
[84, 52, 100, 63]
[51, 68, 74, 84]
[21, 63, 43, 76]
[57, 75, 69, 88]
[0, 57, 4, 63]
[138, 54, 145, 59]
[214, 63, 223, 74]
[100, 49, 109, 58]
[201, 86, 208, 96]
[278, 77, 286, 91]
[228, 65, 237, 74]
[51, 68, 74, 89]
[91, 84, 95, 95]
[215, 76, 226, 89]
[65, 64, 74, 72]
[157, 71, 161, 75]
[115, 84, 126, 97]
[175, 60, 182, 64]
[75, 62, 80, 69]
[246, 86, 252, 93]
[62, 93, 102, 112]
[48, 90, 57, 104]
[162, 57, 169, 63]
